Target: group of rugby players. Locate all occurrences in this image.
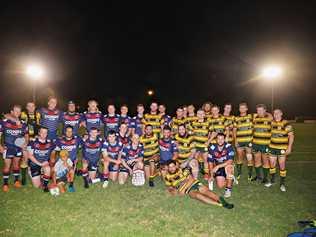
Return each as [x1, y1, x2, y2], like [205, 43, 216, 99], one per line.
[0, 96, 294, 209]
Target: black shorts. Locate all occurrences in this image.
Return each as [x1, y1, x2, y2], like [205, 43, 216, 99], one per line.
[214, 167, 226, 178]
[28, 161, 41, 177]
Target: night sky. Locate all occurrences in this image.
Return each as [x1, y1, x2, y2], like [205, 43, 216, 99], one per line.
[0, 1, 315, 117]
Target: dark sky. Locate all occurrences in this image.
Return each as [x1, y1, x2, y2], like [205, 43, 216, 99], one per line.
[0, 1, 315, 117]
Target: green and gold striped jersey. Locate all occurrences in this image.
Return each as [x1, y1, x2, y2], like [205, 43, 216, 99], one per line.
[208, 115, 226, 144]
[143, 113, 163, 136]
[269, 120, 293, 150]
[140, 133, 159, 159]
[171, 117, 186, 135]
[190, 119, 210, 149]
[164, 168, 199, 193]
[224, 115, 235, 143]
[252, 114, 272, 145]
[234, 114, 253, 143]
[20, 111, 41, 137]
[174, 134, 195, 163]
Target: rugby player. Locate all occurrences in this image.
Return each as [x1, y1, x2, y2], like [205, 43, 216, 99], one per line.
[131, 104, 145, 136]
[190, 109, 210, 179]
[208, 105, 228, 144]
[174, 124, 199, 178]
[103, 104, 120, 136]
[27, 126, 55, 192]
[252, 104, 273, 184]
[143, 102, 163, 136]
[20, 101, 41, 139]
[119, 104, 132, 136]
[140, 124, 159, 187]
[52, 150, 75, 193]
[82, 100, 103, 133]
[81, 127, 106, 188]
[266, 109, 294, 192]
[0, 105, 29, 192]
[118, 134, 144, 185]
[159, 104, 172, 127]
[208, 133, 235, 197]
[164, 160, 234, 209]
[158, 126, 178, 178]
[233, 102, 254, 181]
[170, 107, 186, 135]
[223, 103, 235, 144]
[102, 130, 123, 187]
[61, 101, 83, 136]
[117, 123, 130, 146]
[185, 104, 198, 125]
[38, 96, 63, 141]
[202, 101, 213, 119]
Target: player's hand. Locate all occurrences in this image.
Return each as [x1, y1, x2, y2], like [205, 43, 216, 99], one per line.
[41, 161, 49, 167]
[115, 159, 121, 165]
[128, 168, 133, 174]
[212, 166, 219, 173]
[0, 145, 5, 154]
[285, 148, 292, 155]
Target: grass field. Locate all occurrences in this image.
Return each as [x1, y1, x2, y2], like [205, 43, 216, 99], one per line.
[0, 123, 315, 237]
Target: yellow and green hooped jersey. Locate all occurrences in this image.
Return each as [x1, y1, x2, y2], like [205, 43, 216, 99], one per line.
[234, 114, 253, 144]
[224, 115, 235, 143]
[140, 134, 159, 159]
[208, 115, 226, 143]
[190, 119, 210, 149]
[20, 111, 41, 137]
[269, 120, 293, 150]
[171, 117, 186, 135]
[252, 114, 272, 146]
[174, 134, 195, 163]
[164, 168, 199, 193]
[143, 113, 163, 135]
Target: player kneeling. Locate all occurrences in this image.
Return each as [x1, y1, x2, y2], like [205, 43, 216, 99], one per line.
[51, 150, 75, 193]
[164, 160, 234, 209]
[208, 133, 235, 198]
[118, 134, 145, 185]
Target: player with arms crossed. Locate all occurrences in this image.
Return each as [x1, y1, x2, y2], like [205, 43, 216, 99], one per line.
[0, 105, 29, 192]
[208, 133, 235, 197]
[266, 109, 294, 192]
[27, 126, 55, 192]
[61, 101, 83, 136]
[164, 160, 234, 209]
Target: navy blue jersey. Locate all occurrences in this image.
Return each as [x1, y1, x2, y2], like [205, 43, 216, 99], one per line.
[81, 137, 105, 161]
[119, 115, 132, 128]
[61, 112, 83, 135]
[117, 132, 130, 147]
[159, 138, 178, 163]
[131, 115, 144, 136]
[208, 143, 234, 165]
[55, 136, 82, 162]
[83, 111, 103, 132]
[103, 140, 123, 160]
[27, 138, 56, 163]
[103, 114, 120, 135]
[0, 119, 28, 146]
[39, 108, 62, 133]
[121, 143, 144, 164]
[162, 114, 172, 126]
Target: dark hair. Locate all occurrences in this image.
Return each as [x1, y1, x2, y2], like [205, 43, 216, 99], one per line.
[217, 132, 225, 138]
[90, 127, 99, 131]
[178, 123, 186, 129]
[39, 126, 48, 131]
[108, 130, 116, 136]
[224, 103, 232, 107]
[256, 104, 267, 110]
[239, 102, 248, 107]
[65, 125, 73, 130]
[167, 160, 177, 166]
[11, 104, 22, 111]
[163, 125, 171, 131]
[145, 124, 153, 129]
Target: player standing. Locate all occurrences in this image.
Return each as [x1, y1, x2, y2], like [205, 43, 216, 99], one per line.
[103, 104, 120, 137]
[170, 107, 186, 136]
[223, 103, 235, 144]
[82, 100, 103, 133]
[159, 104, 172, 127]
[119, 104, 132, 135]
[131, 104, 145, 136]
[202, 102, 213, 119]
[61, 101, 83, 136]
[208, 105, 228, 144]
[143, 102, 163, 136]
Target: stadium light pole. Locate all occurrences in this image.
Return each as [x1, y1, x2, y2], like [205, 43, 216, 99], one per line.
[25, 64, 45, 103]
[261, 66, 283, 111]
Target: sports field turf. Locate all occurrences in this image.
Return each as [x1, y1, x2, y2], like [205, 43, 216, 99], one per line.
[0, 123, 315, 237]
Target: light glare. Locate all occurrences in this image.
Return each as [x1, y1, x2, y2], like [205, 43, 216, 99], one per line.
[26, 64, 44, 80]
[262, 66, 282, 80]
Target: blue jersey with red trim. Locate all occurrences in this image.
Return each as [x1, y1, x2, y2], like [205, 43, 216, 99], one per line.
[103, 140, 123, 160]
[159, 138, 178, 163]
[208, 143, 234, 165]
[103, 114, 120, 135]
[121, 143, 144, 163]
[83, 111, 103, 132]
[81, 137, 105, 161]
[39, 108, 62, 133]
[119, 115, 132, 128]
[162, 114, 172, 126]
[55, 135, 82, 162]
[117, 132, 130, 147]
[27, 138, 56, 162]
[0, 119, 28, 146]
[131, 114, 144, 136]
[61, 112, 83, 135]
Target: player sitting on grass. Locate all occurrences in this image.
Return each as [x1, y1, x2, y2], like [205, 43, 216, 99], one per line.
[118, 134, 144, 185]
[52, 150, 75, 193]
[208, 133, 235, 198]
[164, 160, 234, 209]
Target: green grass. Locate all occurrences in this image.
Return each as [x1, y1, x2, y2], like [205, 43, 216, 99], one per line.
[0, 123, 316, 237]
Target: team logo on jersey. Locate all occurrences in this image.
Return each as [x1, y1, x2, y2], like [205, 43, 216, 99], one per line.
[278, 126, 282, 130]
[246, 119, 250, 123]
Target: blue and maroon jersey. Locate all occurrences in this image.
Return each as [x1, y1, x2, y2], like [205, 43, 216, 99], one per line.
[119, 114, 132, 128]
[27, 138, 56, 163]
[61, 112, 83, 135]
[131, 114, 144, 136]
[55, 135, 82, 162]
[208, 143, 234, 165]
[82, 111, 103, 132]
[39, 108, 62, 134]
[103, 114, 120, 136]
[81, 136, 105, 161]
[121, 143, 144, 163]
[162, 114, 172, 126]
[159, 138, 178, 163]
[103, 140, 123, 160]
[0, 119, 28, 146]
[117, 133, 130, 147]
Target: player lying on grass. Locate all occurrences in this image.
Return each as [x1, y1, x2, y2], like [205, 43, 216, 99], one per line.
[118, 134, 144, 185]
[164, 160, 234, 209]
[208, 133, 235, 198]
[51, 150, 75, 193]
